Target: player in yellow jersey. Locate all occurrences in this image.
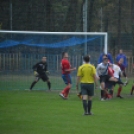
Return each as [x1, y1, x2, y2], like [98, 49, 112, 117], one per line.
[76, 55, 97, 115]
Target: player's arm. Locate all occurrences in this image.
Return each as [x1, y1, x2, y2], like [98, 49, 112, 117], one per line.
[45, 62, 48, 71]
[32, 63, 38, 76]
[61, 62, 76, 72]
[76, 67, 81, 93]
[96, 64, 101, 78]
[92, 67, 99, 88]
[45, 62, 50, 74]
[65, 68, 76, 72]
[76, 76, 81, 93]
[123, 55, 128, 67]
[32, 63, 38, 71]
[115, 55, 118, 62]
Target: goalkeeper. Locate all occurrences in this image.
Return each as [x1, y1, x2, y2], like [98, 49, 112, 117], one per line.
[29, 57, 51, 91]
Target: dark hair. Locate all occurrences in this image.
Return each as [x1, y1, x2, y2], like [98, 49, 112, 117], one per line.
[83, 55, 90, 62]
[62, 52, 66, 58]
[103, 54, 108, 58]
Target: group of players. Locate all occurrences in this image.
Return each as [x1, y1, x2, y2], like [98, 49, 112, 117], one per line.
[29, 49, 134, 115]
[29, 49, 133, 101]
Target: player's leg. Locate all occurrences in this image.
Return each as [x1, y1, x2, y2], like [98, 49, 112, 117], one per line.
[130, 84, 134, 95]
[87, 84, 94, 115]
[81, 84, 88, 115]
[109, 76, 118, 82]
[30, 76, 40, 90]
[108, 81, 115, 98]
[60, 83, 71, 98]
[116, 84, 123, 98]
[99, 76, 106, 101]
[100, 82, 105, 101]
[47, 80, 51, 90]
[104, 81, 113, 99]
[60, 74, 72, 99]
[123, 70, 128, 83]
[41, 73, 51, 90]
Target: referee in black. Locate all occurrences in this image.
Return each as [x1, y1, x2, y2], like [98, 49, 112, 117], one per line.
[30, 57, 51, 91]
[76, 55, 97, 115]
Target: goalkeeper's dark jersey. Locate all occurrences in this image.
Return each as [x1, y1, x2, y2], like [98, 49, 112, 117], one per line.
[32, 61, 47, 75]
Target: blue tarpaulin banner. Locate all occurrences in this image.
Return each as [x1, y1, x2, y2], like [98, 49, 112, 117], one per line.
[0, 36, 99, 48]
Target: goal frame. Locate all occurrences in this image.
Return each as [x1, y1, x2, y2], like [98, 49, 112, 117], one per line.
[0, 30, 108, 54]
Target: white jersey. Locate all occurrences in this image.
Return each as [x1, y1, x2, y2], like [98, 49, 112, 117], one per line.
[112, 64, 121, 78]
[96, 63, 109, 76]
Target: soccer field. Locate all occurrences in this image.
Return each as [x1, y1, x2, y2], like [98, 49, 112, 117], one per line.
[0, 86, 134, 134]
[0, 74, 77, 90]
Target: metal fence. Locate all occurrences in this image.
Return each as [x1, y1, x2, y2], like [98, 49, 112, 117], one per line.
[0, 52, 133, 74]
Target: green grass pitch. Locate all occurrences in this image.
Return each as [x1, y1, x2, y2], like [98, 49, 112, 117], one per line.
[0, 87, 134, 134]
[0, 75, 134, 134]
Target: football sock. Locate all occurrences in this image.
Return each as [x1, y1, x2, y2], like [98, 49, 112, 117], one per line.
[101, 90, 104, 98]
[47, 81, 51, 90]
[88, 100, 92, 113]
[117, 87, 122, 96]
[30, 81, 37, 90]
[83, 100, 87, 114]
[61, 86, 70, 97]
[109, 90, 113, 96]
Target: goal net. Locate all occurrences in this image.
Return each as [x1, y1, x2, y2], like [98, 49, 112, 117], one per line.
[0, 31, 108, 90]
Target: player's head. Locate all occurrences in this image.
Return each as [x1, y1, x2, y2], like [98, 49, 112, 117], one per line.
[42, 57, 47, 63]
[102, 54, 108, 64]
[119, 58, 124, 64]
[119, 49, 123, 54]
[83, 55, 90, 63]
[62, 52, 69, 59]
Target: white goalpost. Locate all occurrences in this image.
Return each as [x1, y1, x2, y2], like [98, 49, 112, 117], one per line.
[0, 30, 108, 53]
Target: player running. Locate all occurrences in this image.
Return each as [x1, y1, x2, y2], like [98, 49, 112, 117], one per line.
[96, 54, 118, 101]
[29, 57, 51, 91]
[105, 63, 126, 99]
[59, 52, 76, 99]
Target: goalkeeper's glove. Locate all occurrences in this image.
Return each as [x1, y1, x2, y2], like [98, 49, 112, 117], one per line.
[34, 71, 38, 76]
[46, 71, 50, 75]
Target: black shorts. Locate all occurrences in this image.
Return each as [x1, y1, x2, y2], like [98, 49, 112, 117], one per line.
[35, 73, 48, 82]
[115, 77, 123, 85]
[80, 83, 94, 96]
[99, 75, 111, 83]
[105, 81, 115, 89]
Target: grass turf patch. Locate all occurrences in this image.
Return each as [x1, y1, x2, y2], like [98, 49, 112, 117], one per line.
[0, 90, 134, 134]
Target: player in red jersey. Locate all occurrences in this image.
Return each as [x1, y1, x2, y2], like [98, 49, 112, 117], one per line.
[117, 58, 128, 98]
[59, 52, 76, 99]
